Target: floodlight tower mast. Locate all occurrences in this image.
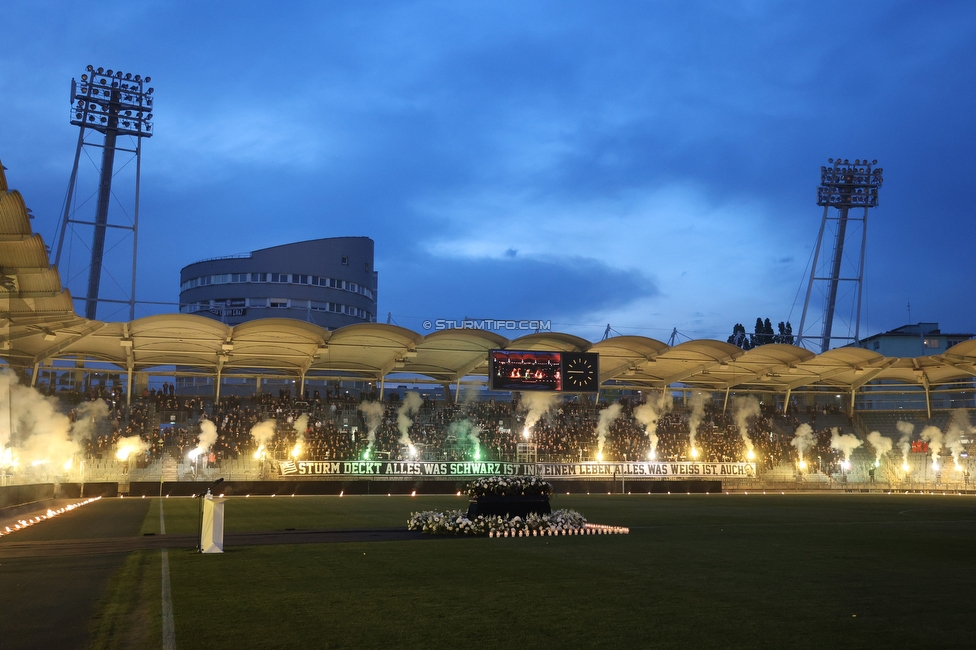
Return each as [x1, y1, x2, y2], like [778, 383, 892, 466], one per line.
[53, 65, 154, 320]
[797, 158, 883, 352]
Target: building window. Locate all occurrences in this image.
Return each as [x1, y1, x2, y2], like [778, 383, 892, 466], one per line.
[311, 301, 330, 312]
[248, 298, 268, 308]
[341, 256, 349, 265]
[872, 341, 879, 350]
[270, 298, 288, 308]
[923, 338, 940, 349]
[231, 273, 248, 283]
[250, 272, 267, 282]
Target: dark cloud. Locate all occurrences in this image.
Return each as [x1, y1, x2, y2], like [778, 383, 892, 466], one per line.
[381, 251, 657, 328]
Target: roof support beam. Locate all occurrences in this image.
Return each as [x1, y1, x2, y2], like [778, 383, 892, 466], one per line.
[29, 321, 106, 365]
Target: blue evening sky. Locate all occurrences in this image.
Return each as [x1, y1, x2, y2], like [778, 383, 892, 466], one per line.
[1, 0, 974, 344]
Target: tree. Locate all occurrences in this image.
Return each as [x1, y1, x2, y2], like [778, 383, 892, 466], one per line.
[750, 318, 775, 348]
[776, 321, 794, 345]
[727, 318, 794, 349]
[727, 323, 752, 350]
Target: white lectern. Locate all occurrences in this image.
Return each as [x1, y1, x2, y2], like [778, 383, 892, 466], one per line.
[200, 494, 226, 553]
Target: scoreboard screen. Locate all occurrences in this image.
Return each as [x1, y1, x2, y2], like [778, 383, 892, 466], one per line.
[488, 350, 599, 393]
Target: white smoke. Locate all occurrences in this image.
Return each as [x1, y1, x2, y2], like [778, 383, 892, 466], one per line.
[0, 368, 92, 471]
[790, 423, 816, 465]
[72, 399, 110, 441]
[397, 391, 423, 448]
[595, 402, 623, 456]
[289, 413, 309, 458]
[359, 401, 385, 453]
[944, 410, 972, 469]
[895, 421, 914, 464]
[732, 395, 760, 454]
[686, 391, 706, 450]
[634, 391, 673, 459]
[920, 425, 943, 469]
[865, 431, 893, 464]
[189, 418, 218, 459]
[448, 419, 483, 458]
[829, 427, 862, 465]
[250, 419, 277, 458]
[520, 393, 561, 434]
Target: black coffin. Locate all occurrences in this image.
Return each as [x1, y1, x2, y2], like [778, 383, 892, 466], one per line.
[467, 495, 551, 519]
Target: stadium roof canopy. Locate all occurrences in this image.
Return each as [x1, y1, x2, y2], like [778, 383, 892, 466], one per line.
[2, 159, 976, 398]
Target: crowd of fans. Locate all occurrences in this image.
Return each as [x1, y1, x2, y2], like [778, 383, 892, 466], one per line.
[50, 384, 863, 473]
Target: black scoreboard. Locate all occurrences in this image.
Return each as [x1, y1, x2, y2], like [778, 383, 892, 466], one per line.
[488, 350, 600, 393]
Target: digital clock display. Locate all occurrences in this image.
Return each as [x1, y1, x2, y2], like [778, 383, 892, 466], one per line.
[488, 350, 599, 393]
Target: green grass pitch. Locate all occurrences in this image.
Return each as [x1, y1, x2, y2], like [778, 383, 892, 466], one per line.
[80, 492, 976, 648]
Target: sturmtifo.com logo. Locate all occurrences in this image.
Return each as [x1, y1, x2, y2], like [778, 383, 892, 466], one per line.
[422, 319, 552, 331]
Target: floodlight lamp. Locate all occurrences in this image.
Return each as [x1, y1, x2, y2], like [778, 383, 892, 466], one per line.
[145, 76, 151, 82]
[147, 88, 154, 94]
[107, 69, 113, 76]
[125, 73, 131, 80]
[97, 67, 103, 73]
[134, 75, 141, 82]
[86, 65, 94, 71]
[81, 74, 88, 82]
[116, 71, 123, 78]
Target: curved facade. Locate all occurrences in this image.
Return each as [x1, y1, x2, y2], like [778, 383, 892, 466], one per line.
[179, 237, 377, 328]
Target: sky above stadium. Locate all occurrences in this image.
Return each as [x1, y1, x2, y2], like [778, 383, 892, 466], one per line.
[1, 0, 975, 345]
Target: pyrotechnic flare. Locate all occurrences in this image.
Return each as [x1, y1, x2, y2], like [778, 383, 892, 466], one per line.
[790, 424, 816, 470]
[594, 402, 623, 457]
[686, 391, 706, 454]
[448, 419, 483, 460]
[866, 431, 893, 467]
[358, 401, 385, 458]
[944, 410, 972, 470]
[895, 420, 914, 469]
[115, 435, 149, 461]
[397, 391, 423, 449]
[250, 420, 276, 459]
[829, 428, 862, 469]
[920, 425, 943, 470]
[634, 391, 673, 460]
[732, 395, 760, 459]
[189, 418, 218, 460]
[290, 414, 309, 459]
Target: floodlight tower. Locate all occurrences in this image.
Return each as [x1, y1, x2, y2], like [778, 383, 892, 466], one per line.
[797, 158, 883, 352]
[53, 65, 154, 320]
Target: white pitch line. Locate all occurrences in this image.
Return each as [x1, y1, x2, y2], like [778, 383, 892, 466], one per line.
[159, 500, 176, 650]
[161, 549, 176, 650]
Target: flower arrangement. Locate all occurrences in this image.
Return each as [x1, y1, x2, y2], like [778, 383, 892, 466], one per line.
[464, 475, 553, 499]
[407, 508, 587, 536]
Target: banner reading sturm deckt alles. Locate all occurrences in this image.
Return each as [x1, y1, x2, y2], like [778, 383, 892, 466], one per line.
[276, 460, 756, 479]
